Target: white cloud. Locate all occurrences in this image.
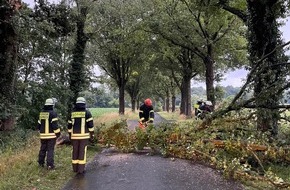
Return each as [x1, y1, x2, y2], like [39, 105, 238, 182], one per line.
[280, 18, 290, 43]
[218, 69, 247, 87]
[192, 69, 248, 88]
[22, 0, 60, 7]
[22, 0, 35, 7]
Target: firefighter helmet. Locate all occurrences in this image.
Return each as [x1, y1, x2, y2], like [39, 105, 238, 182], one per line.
[205, 101, 212, 106]
[144, 98, 152, 106]
[76, 97, 86, 104]
[45, 98, 54, 106]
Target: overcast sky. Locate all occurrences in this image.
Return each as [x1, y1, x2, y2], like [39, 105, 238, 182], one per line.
[218, 18, 289, 87]
[22, 0, 290, 87]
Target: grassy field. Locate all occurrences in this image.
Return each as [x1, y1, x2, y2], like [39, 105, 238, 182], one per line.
[88, 107, 138, 120]
[88, 107, 119, 117]
[90, 108, 138, 127]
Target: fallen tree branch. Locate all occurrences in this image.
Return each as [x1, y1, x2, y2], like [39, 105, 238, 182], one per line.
[247, 147, 265, 172]
[235, 171, 290, 189]
[203, 139, 268, 151]
[244, 104, 290, 109]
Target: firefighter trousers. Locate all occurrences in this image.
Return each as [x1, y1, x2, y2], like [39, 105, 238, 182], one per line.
[71, 139, 89, 173]
[38, 138, 56, 168]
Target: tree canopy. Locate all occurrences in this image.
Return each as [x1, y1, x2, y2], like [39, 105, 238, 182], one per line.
[0, 0, 289, 135]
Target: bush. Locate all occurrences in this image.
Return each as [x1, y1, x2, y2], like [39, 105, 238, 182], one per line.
[0, 128, 37, 154]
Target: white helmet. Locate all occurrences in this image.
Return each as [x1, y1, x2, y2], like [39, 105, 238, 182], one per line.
[76, 97, 86, 104]
[45, 98, 54, 106]
[205, 101, 212, 106]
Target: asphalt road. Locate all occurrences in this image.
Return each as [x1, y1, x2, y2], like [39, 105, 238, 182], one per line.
[62, 150, 244, 190]
[62, 113, 245, 190]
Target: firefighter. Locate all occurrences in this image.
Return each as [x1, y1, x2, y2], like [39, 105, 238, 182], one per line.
[196, 100, 213, 119]
[37, 98, 60, 170]
[68, 97, 94, 174]
[200, 101, 213, 113]
[194, 100, 204, 119]
[139, 98, 154, 124]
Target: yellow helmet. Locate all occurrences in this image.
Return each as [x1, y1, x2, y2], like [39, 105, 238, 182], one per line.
[45, 98, 54, 106]
[76, 97, 86, 104]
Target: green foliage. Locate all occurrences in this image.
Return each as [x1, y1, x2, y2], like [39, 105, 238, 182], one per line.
[0, 129, 36, 154]
[135, 127, 148, 150]
[89, 0, 152, 114]
[15, 82, 68, 130]
[154, 101, 163, 112]
[0, 95, 16, 120]
[215, 85, 226, 103]
[13, 4, 76, 129]
[131, 0, 249, 114]
[278, 114, 290, 144]
[0, 0, 18, 123]
[90, 86, 119, 108]
[97, 113, 290, 189]
[98, 119, 136, 152]
[32, 0, 76, 38]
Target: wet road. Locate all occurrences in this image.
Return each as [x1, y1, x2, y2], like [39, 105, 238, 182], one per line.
[62, 113, 244, 190]
[62, 151, 244, 190]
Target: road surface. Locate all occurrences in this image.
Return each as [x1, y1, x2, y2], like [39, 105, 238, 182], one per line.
[62, 113, 244, 190]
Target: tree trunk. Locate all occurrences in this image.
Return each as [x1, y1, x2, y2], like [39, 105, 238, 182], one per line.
[126, 79, 140, 113]
[171, 96, 176, 112]
[131, 97, 136, 112]
[166, 96, 170, 112]
[68, 6, 88, 117]
[0, 1, 18, 130]
[137, 97, 140, 110]
[180, 82, 186, 115]
[185, 77, 192, 117]
[180, 75, 192, 117]
[204, 55, 215, 107]
[119, 84, 125, 115]
[247, 0, 283, 136]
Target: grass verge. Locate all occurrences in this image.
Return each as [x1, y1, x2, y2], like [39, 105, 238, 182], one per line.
[0, 133, 99, 190]
[0, 107, 121, 190]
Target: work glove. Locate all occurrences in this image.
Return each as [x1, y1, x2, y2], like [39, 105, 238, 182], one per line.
[56, 132, 61, 138]
[89, 132, 95, 143]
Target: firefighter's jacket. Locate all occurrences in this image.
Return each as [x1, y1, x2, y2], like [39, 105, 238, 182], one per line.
[68, 104, 94, 140]
[139, 104, 154, 122]
[194, 103, 202, 116]
[38, 106, 60, 139]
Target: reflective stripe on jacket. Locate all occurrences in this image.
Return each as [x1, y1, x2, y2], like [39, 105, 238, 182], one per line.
[68, 110, 94, 140]
[38, 110, 59, 139]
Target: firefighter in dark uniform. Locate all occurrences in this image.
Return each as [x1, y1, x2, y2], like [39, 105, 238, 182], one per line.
[194, 100, 204, 119]
[139, 98, 154, 124]
[37, 98, 60, 170]
[68, 97, 94, 174]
